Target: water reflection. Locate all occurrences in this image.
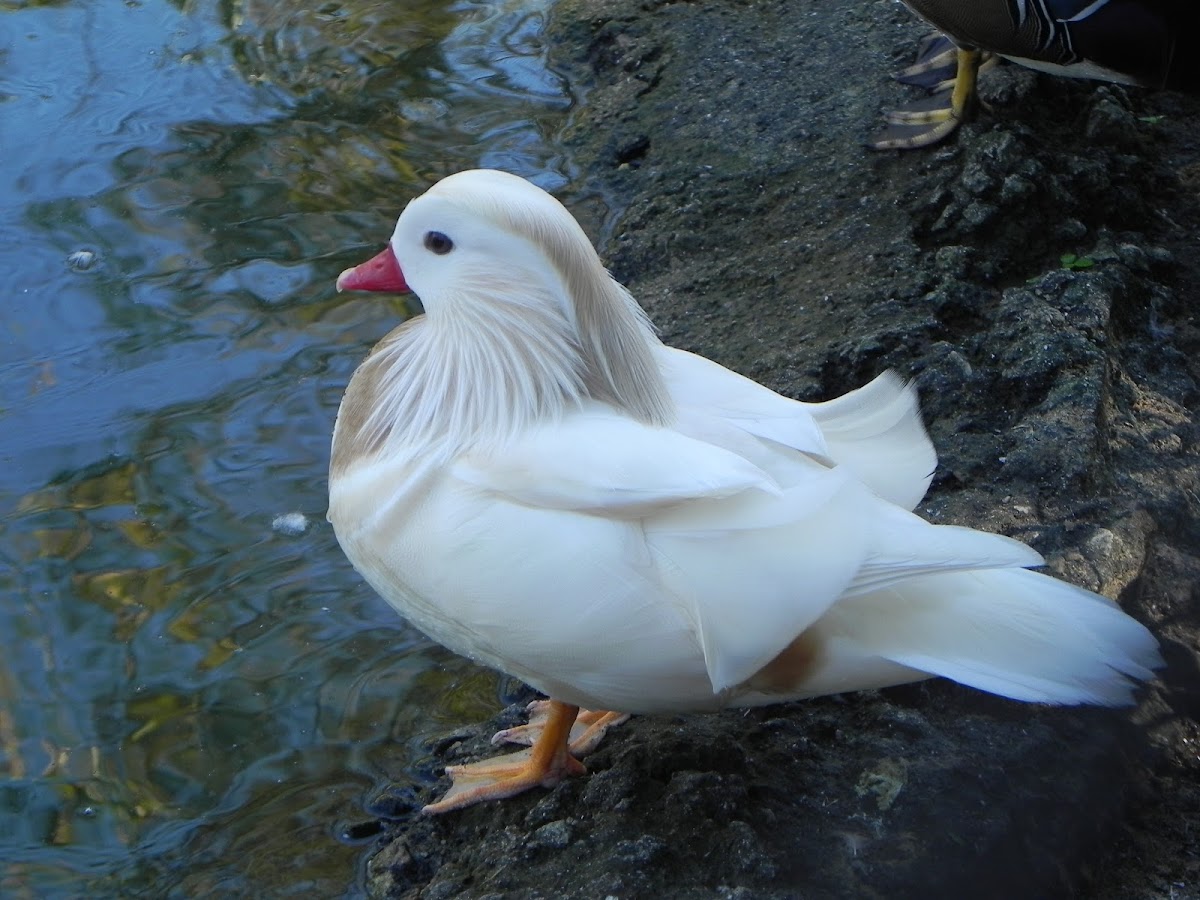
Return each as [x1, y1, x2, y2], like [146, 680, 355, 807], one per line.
[0, 0, 573, 893]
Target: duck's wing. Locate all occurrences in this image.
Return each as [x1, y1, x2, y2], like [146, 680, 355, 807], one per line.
[454, 403, 781, 516]
[658, 347, 936, 510]
[455, 406, 866, 695]
[456, 403, 1039, 697]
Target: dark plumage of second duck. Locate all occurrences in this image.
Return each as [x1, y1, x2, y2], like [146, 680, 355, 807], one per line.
[873, 0, 1200, 150]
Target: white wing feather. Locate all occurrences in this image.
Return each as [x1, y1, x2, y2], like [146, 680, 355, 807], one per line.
[657, 347, 831, 456]
[658, 347, 936, 509]
[453, 402, 780, 515]
[807, 371, 937, 510]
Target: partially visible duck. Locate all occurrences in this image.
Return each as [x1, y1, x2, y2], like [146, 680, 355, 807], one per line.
[874, 0, 1200, 149]
[329, 169, 1161, 813]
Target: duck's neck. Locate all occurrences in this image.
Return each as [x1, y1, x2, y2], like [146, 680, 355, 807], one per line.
[567, 271, 674, 428]
[331, 277, 674, 473]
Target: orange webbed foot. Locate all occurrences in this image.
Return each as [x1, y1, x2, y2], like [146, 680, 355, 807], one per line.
[423, 699, 629, 814]
[492, 700, 630, 756]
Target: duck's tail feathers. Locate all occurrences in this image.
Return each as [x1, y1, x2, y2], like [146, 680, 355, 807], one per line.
[825, 568, 1162, 706]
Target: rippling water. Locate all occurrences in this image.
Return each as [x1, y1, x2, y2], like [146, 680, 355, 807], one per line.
[0, 0, 580, 893]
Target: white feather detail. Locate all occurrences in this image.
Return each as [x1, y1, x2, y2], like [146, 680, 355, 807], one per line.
[660, 349, 936, 510]
[356, 286, 587, 466]
[807, 371, 937, 510]
[454, 402, 779, 516]
[657, 347, 831, 458]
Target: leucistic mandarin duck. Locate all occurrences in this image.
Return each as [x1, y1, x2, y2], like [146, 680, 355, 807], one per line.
[328, 169, 1161, 813]
[874, 0, 1200, 149]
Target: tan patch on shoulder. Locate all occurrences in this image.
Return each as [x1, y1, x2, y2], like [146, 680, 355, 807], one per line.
[745, 628, 826, 695]
[330, 323, 411, 477]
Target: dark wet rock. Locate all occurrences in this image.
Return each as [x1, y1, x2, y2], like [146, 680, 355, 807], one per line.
[528, 819, 573, 850]
[361, 0, 1200, 897]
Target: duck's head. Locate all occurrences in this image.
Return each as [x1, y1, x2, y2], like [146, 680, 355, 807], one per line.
[336, 169, 672, 427]
[338, 170, 601, 324]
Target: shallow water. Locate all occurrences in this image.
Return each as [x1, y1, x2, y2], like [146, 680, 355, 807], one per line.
[0, 0, 584, 893]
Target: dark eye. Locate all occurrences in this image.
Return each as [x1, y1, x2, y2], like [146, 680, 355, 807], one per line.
[423, 231, 454, 255]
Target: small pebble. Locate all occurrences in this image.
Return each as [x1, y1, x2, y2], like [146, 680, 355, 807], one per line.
[531, 819, 573, 849]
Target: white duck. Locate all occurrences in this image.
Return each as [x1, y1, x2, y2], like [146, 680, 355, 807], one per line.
[328, 169, 1160, 814]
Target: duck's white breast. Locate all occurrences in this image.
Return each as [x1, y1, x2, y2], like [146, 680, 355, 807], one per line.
[328, 455, 724, 713]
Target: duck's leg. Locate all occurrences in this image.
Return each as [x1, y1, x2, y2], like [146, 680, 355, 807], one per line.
[492, 700, 630, 755]
[423, 699, 586, 814]
[871, 44, 989, 150]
